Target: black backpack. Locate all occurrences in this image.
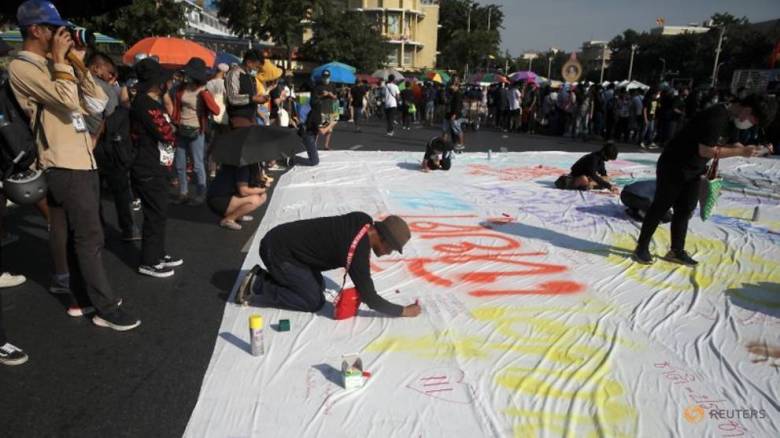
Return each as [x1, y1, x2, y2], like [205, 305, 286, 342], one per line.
[94, 106, 135, 170]
[0, 69, 38, 177]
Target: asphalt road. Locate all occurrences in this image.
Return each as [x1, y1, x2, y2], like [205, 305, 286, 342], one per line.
[0, 119, 648, 437]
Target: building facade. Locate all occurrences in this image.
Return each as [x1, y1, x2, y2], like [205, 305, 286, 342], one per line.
[650, 25, 709, 36]
[580, 40, 611, 74]
[346, 0, 440, 70]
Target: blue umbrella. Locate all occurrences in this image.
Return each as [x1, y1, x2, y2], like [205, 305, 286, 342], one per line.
[311, 61, 356, 84]
[214, 51, 241, 68]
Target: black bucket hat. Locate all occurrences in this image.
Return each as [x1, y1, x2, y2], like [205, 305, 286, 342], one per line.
[135, 58, 173, 93]
[182, 57, 209, 84]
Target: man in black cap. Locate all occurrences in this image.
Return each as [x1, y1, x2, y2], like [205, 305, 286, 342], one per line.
[237, 212, 421, 317]
[130, 57, 183, 278]
[311, 68, 338, 150]
[225, 49, 267, 128]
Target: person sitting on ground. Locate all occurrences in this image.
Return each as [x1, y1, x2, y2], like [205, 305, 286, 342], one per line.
[207, 164, 267, 230]
[421, 136, 454, 172]
[554, 141, 619, 193]
[620, 180, 672, 223]
[236, 212, 421, 318]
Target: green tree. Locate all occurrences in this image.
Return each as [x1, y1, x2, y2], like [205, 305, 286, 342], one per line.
[300, 6, 391, 72]
[82, 0, 186, 45]
[216, 0, 315, 68]
[437, 0, 504, 72]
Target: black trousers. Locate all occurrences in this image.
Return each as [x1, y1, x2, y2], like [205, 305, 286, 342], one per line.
[99, 166, 134, 236]
[385, 106, 396, 133]
[131, 172, 168, 266]
[46, 169, 118, 314]
[253, 239, 325, 312]
[401, 104, 411, 128]
[636, 169, 700, 252]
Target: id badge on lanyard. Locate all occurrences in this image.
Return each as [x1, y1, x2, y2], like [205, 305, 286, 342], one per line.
[71, 112, 87, 132]
[158, 142, 174, 166]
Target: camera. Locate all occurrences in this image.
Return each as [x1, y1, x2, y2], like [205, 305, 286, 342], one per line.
[69, 27, 95, 49]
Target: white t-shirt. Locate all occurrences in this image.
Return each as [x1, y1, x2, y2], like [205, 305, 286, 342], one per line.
[384, 83, 400, 108]
[509, 89, 522, 111]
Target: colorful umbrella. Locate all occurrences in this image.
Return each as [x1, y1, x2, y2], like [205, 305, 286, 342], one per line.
[123, 37, 215, 68]
[509, 71, 538, 83]
[356, 73, 380, 85]
[423, 70, 450, 84]
[311, 61, 357, 84]
[214, 52, 241, 68]
[372, 68, 405, 82]
[469, 72, 509, 84]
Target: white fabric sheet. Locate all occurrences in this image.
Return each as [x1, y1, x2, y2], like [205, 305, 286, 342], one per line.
[185, 151, 780, 438]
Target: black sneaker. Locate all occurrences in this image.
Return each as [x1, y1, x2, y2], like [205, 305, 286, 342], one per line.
[664, 250, 698, 266]
[159, 254, 183, 268]
[632, 248, 654, 265]
[138, 263, 175, 278]
[236, 265, 264, 305]
[0, 342, 29, 366]
[92, 307, 141, 332]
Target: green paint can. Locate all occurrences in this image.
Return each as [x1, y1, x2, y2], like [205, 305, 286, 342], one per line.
[278, 319, 290, 332]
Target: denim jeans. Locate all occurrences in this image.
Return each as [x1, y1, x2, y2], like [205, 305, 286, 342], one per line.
[174, 132, 206, 197]
[293, 132, 320, 166]
[642, 119, 656, 144]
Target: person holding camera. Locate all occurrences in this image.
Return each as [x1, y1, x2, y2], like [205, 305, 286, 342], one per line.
[8, 0, 140, 330]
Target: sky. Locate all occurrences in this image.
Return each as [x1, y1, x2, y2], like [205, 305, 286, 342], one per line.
[491, 0, 779, 55]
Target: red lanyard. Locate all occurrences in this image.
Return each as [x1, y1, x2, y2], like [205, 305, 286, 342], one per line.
[341, 224, 370, 290]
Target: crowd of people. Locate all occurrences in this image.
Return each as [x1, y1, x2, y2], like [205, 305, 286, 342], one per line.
[0, 1, 323, 364]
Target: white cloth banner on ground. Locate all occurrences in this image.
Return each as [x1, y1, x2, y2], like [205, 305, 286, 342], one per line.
[185, 151, 780, 437]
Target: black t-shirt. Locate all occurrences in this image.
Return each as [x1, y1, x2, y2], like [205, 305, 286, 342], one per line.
[570, 151, 610, 189]
[401, 88, 415, 106]
[130, 93, 175, 177]
[312, 82, 336, 112]
[305, 100, 323, 134]
[424, 137, 453, 170]
[659, 104, 732, 180]
[208, 165, 252, 199]
[351, 85, 367, 108]
[448, 88, 463, 115]
[269, 86, 283, 119]
[261, 212, 404, 316]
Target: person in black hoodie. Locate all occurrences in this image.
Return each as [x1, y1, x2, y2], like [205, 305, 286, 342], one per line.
[130, 58, 183, 278]
[555, 142, 619, 192]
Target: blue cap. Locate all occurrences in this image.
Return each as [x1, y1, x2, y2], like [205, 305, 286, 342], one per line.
[17, 0, 70, 27]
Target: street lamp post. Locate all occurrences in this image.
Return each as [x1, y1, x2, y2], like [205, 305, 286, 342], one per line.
[529, 57, 534, 72]
[711, 26, 725, 88]
[599, 44, 607, 83]
[547, 48, 558, 79]
[465, 4, 474, 82]
[628, 44, 638, 81]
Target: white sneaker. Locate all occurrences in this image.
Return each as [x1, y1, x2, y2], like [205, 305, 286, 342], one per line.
[238, 215, 254, 223]
[138, 263, 175, 278]
[0, 272, 26, 289]
[0, 343, 28, 366]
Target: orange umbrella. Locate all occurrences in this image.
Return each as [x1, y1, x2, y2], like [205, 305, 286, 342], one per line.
[123, 37, 216, 68]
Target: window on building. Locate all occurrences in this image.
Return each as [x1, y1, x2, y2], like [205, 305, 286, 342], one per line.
[403, 48, 413, 66]
[387, 14, 400, 35]
[387, 47, 399, 66]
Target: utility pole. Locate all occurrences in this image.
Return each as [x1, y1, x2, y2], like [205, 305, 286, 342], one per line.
[547, 48, 558, 79]
[599, 44, 607, 83]
[711, 26, 725, 88]
[627, 44, 638, 81]
[487, 6, 491, 31]
[465, 4, 473, 81]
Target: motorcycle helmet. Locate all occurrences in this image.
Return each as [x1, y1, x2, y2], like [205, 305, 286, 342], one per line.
[2, 169, 47, 205]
